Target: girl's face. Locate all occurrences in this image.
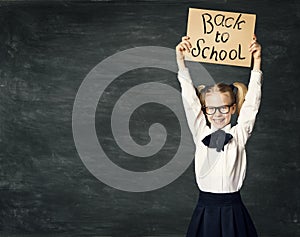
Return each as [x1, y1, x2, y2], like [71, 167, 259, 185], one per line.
[204, 92, 236, 129]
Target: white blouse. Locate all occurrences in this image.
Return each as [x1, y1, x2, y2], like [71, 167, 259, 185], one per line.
[178, 67, 263, 193]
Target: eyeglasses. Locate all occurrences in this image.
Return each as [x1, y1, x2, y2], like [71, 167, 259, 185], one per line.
[202, 104, 234, 115]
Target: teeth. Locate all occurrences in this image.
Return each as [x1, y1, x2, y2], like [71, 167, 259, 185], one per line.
[213, 119, 224, 124]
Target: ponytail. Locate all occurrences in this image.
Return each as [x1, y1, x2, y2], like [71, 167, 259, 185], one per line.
[197, 85, 206, 106]
[232, 82, 247, 115]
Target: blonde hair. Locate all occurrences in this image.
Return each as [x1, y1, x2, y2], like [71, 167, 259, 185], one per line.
[197, 82, 247, 115]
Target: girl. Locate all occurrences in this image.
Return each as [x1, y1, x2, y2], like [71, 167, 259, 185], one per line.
[176, 35, 262, 237]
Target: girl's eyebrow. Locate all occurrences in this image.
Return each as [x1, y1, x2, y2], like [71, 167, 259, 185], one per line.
[206, 105, 231, 108]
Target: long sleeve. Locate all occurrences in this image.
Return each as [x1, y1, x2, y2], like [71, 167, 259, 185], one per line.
[177, 68, 209, 144]
[235, 70, 263, 145]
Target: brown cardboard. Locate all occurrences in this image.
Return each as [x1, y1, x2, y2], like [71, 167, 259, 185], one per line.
[185, 8, 256, 67]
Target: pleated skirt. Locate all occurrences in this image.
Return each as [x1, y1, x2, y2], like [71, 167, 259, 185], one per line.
[186, 190, 258, 237]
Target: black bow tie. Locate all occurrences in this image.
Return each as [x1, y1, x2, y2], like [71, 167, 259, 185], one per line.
[202, 129, 233, 152]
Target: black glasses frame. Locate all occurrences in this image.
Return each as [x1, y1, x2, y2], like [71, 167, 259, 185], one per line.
[202, 104, 235, 115]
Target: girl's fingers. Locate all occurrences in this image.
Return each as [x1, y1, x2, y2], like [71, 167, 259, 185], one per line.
[249, 40, 256, 46]
[249, 46, 259, 54]
[249, 43, 261, 59]
[176, 45, 183, 52]
[181, 36, 192, 48]
[182, 36, 190, 41]
[177, 42, 192, 53]
[182, 40, 192, 49]
[183, 42, 192, 52]
[249, 43, 257, 51]
[186, 40, 192, 49]
[249, 41, 261, 52]
[180, 45, 188, 52]
[249, 39, 258, 48]
[177, 43, 189, 53]
[249, 34, 259, 48]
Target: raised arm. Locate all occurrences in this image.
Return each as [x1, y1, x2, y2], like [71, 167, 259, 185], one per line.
[176, 36, 209, 144]
[236, 36, 263, 145]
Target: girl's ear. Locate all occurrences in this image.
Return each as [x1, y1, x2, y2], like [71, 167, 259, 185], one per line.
[231, 103, 237, 114]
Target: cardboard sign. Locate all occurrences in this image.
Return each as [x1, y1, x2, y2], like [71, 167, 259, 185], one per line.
[185, 8, 256, 67]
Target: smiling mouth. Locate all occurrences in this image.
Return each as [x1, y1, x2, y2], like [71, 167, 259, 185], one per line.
[213, 118, 225, 124]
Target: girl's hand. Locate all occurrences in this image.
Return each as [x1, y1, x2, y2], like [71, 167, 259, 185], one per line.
[249, 34, 262, 60]
[176, 36, 192, 60]
[249, 34, 262, 71]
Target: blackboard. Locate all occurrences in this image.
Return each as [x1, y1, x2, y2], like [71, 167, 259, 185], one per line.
[0, 1, 299, 236]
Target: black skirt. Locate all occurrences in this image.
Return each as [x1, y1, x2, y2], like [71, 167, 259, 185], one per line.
[186, 190, 258, 237]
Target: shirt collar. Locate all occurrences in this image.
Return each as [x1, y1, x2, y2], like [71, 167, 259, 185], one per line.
[211, 123, 231, 133]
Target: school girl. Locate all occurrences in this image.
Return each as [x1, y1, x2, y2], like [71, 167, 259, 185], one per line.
[176, 35, 262, 237]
